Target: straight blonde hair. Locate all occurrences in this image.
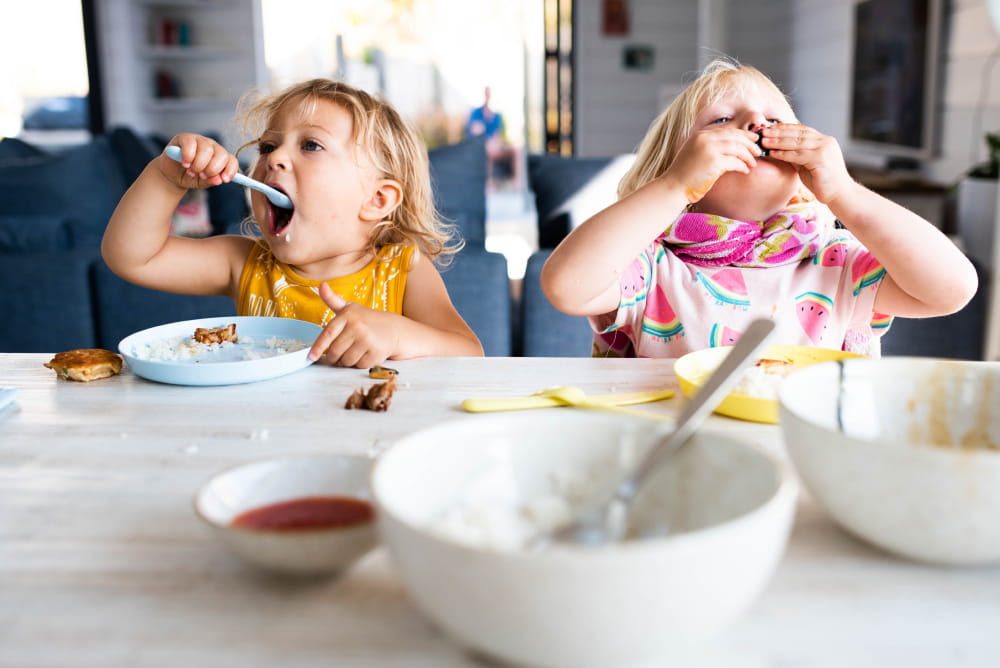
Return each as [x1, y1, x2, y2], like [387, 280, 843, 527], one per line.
[237, 79, 461, 263]
[618, 58, 803, 201]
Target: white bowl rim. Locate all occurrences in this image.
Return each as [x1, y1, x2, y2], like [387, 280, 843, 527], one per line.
[778, 357, 1000, 458]
[193, 453, 375, 533]
[371, 413, 798, 558]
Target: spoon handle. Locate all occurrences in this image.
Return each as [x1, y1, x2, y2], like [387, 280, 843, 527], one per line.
[624, 318, 776, 496]
[461, 389, 674, 413]
[162, 146, 293, 209]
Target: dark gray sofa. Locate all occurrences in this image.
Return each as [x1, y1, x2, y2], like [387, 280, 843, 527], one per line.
[2, 128, 980, 359]
[0, 129, 522, 356]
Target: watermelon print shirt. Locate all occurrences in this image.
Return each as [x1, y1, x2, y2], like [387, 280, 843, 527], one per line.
[589, 228, 890, 358]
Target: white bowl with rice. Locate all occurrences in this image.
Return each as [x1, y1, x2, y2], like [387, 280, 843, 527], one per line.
[372, 411, 797, 667]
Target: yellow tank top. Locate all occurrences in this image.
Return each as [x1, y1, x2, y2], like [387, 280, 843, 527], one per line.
[237, 241, 413, 327]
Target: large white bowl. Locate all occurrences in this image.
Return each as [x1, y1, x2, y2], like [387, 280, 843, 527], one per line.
[779, 357, 1000, 566]
[195, 455, 377, 576]
[372, 412, 797, 668]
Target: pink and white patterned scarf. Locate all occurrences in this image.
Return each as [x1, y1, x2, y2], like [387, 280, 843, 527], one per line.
[659, 202, 835, 267]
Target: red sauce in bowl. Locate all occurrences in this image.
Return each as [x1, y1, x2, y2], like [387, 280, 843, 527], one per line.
[230, 495, 374, 531]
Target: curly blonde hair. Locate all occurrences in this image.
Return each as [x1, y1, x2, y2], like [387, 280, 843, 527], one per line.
[618, 57, 812, 204]
[236, 79, 461, 263]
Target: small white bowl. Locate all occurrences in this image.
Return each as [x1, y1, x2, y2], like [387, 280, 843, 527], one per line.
[371, 412, 797, 668]
[194, 455, 377, 576]
[779, 357, 1000, 566]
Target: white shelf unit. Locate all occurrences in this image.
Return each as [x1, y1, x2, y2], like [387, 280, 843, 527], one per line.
[98, 0, 266, 148]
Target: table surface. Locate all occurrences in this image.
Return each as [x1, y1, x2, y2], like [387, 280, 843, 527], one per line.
[2, 353, 998, 668]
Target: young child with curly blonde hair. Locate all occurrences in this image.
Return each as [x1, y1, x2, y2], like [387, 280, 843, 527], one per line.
[103, 79, 483, 367]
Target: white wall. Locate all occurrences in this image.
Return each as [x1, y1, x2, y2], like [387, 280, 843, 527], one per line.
[573, 0, 1000, 185]
[574, 0, 699, 157]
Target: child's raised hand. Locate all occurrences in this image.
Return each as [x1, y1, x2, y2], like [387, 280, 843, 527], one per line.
[159, 133, 240, 190]
[759, 123, 853, 205]
[665, 126, 761, 204]
[308, 283, 399, 368]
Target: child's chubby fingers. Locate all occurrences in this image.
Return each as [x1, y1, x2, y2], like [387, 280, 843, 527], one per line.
[759, 124, 829, 159]
[163, 134, 239, 187]
[668, 129, 757, 202]
[319, 282, 348, 312]
[307, 284, 350, 362]
[308, 317, 344, 362]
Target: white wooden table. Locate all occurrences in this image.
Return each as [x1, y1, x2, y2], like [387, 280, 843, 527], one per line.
[1, 354, 998, 668]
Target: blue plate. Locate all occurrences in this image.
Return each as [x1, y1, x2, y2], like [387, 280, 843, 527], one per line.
[118, 316, 321, 386]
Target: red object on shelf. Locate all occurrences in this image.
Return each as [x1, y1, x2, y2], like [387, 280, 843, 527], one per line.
[602, 0, 629, 36]
[159, 19, 177, 45]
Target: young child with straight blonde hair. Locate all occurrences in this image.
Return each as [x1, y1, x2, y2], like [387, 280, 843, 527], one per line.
[103, 79, 483, 367]
[542, 58, 977, 357]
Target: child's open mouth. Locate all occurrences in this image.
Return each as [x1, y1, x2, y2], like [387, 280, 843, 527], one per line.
[267, 185, 294, 236]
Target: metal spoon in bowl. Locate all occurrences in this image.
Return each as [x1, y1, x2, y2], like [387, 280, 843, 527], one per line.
[163, 145, 293, 209]
[537, 318, 777, 548]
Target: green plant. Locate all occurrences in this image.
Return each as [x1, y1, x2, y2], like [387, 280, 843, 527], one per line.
[969, 133, 1000, 179]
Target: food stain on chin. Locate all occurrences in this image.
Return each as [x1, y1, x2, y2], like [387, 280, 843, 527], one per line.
[685, 178, 717, 204]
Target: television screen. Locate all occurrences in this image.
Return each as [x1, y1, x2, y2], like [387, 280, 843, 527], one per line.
[850, 0, 941, 160]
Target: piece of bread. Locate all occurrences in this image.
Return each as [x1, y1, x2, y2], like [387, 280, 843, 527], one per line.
[44, 349, 123, 382]
[193, 323, 237, 344]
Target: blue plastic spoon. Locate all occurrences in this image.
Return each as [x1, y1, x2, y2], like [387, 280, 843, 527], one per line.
[163, 145, 293, 209]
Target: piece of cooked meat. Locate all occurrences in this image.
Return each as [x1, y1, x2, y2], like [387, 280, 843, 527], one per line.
[193, 323, 237, 344]
[44, 349, 123, 382]
[345, 378, 398, 412]
[755, 358, 796, 377]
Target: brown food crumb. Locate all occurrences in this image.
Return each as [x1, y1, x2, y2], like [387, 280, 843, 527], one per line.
[755, 358, 796, 377]
[193, 323, 237, 344]
[345, 378, 398, 412]
[368, 365, 399, 380]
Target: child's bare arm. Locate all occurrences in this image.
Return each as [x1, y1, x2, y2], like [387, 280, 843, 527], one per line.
[831, 185, 977, 317]
[763, 124, 978, 317]
[101, 133, 250, 298]
[308, 254, 483, 367]
[542, 126, 759, 317]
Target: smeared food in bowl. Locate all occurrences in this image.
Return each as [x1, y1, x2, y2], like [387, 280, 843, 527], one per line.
[779, 358, 1000, 565]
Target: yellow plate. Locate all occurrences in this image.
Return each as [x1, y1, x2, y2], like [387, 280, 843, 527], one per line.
[673, 345, 864, 424]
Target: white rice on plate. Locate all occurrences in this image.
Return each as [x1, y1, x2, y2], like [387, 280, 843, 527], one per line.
[134, 334, 306, 362]
[731, 365, 787, 400]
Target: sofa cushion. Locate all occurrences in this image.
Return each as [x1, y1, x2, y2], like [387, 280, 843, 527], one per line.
[0, 135, 126, 249]
[0, 215, 73, 252]
[0, 137, 49, 161]
[92, 260, 237, 348]
[527, 153, 635, 247]
[0, 251, 97, 352]
[208, 181, 251, 235]
[429, 137, 488, 248]
[881, 257, 988, 360]
[439, 248, 511, 356]
[107, 126, 160, 185]
[519, 249, 594, 357]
